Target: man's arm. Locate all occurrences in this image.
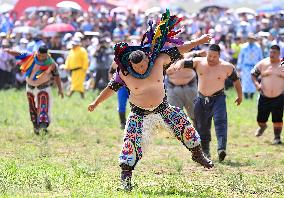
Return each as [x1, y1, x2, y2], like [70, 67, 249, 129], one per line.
[88, 87, 115, 112]
[233, 79, 242, 105]
[251, 62, 262, 91]
[227, 64, 242, 105]
[161, 34, 211, 69]
[177, 34, 211, 55]
[50, 64, 64, 98]
[166, 57, 199, 74]
[4, 49, 22, 57]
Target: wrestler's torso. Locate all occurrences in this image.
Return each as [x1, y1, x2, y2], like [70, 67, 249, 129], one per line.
[167, 67, 196, 85]
[196, 58, 232, 96]
[26, 63, 53, 86]
[259, 58, 284, 97]
[120, 58, 165, 109]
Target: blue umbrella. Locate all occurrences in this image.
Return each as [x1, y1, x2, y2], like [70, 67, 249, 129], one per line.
[257, 4, 283, 14]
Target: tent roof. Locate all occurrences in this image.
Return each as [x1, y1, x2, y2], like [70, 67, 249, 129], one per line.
[13, 0, 89, 17]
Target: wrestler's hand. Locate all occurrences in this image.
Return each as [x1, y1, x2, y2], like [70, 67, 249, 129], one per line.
[256, 83, 262, 92]
[235, 96, 242, 106]
[199, 34, 212, 44]
[88, 102, 97, 112]
[58, 90, 64, 99]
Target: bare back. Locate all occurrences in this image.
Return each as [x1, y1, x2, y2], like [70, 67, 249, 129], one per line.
[195, 57, 233, 96]
[167, 67, 196, 85]
[258, 58, 284, 97]
[120, 57, 166, 109]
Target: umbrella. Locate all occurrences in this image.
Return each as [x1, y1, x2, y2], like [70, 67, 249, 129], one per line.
[257, 4, 283, 14]
[0, 3, 14, 13]
[24, 6, 37, 14]
[235, 7, 257, 16]
[12, 26, 39, 34]
[145, 7, 162, 16]
[110, 6, 128, 16]
[56, 1, 82, 11]
[200, 5, 227, 12]
[37, 6, 56, 12]
[92, 0, 125, 8]
[42, 23, 76, 33]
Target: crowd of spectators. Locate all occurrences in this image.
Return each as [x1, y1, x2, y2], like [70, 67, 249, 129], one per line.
[0, 4, 283, 91]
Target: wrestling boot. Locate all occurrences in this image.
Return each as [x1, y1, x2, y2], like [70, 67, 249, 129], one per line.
[191, 145, 214, 169]
[218, 150, 227, 162]
[255, 124, 267, 137]
[119, 112, 126, 130]
[119, 164, 133, 191]
[272, 128, 282, 145]
[201, 141, 211, 159]
[33, 123, 39, 135]
[39, 122, 48, 134]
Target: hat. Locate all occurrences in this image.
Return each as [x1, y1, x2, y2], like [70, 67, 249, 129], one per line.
[0, 32, 7, 37]
[247, 32, 256, 39]
[56, 57, 64, 64]
[2, 39, 10, 46]
[70, 37, 81, 45]
[20, 38, 29, 44]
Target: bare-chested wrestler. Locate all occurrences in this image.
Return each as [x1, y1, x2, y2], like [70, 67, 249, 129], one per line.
[88, 11, 213, 191]
[166, 50, 207, 125]
[251, 45, 284, 144]
[169, 44, 243, 162]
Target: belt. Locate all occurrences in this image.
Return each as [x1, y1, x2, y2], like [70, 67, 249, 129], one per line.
[28, 83, 50, 90]
[198, 89, 225, 104]
[130, 98, 168, 116]
[167, 77, 197, 88]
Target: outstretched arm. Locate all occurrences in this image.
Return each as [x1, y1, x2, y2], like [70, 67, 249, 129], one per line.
[177, 34, 211, 55]
[4, 49, 21, 57]
[161, 34, 211, 70]
[166, 57, 198, 74]
[88, 87, 115, 112]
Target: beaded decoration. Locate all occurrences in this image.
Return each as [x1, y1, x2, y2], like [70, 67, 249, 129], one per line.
[114, 9, 183, 79]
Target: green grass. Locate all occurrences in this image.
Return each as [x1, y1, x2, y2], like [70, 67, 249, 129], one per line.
[0, 88, 283, 197]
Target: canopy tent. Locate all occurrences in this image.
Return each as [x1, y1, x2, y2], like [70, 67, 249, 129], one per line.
[13, 0, 89, 17]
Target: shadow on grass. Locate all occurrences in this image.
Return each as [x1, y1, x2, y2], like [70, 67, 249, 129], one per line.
[220, 159, 254, 167]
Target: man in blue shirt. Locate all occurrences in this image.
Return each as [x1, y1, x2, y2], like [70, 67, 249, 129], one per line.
[237, 33, 263, 99]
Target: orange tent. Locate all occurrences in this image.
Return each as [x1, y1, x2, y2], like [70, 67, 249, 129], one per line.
[13, 0, 89, 17]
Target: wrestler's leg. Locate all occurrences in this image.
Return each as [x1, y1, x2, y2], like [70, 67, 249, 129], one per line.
[117, 87, 129, 129]
[37, 90, 50, 132]
[160, 105, 213, 169]
[271, 95, 283, 144]
[119, 112, 144, 191]
[27, 91, 39, 134]
[256, 95, 270, 137]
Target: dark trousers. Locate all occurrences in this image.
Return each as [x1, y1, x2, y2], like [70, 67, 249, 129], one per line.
[194, 94, 228, 151]
[94, 68, 109, 91]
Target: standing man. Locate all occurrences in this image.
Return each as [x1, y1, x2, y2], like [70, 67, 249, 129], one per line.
[166, 50, 206, 125]
[65, 38, 89, 98]
[109, 61, 129, 130]
[88, 11, 213, 191]
[170, 44, 243, 161]
[237, 33, 263, 99]
[5, 45, 64, 134]
[251, 45, 284, 144]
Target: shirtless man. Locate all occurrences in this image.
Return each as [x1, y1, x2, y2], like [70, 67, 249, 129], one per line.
[170, 44, 242, 161]
[166, 50, 206, 125]
[5, 45, 63, 134]
[251, 45, 284, 144]
[88, 34, 213, 191]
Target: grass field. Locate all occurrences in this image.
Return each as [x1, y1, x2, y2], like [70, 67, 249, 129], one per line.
[0, 88, 283, 197]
